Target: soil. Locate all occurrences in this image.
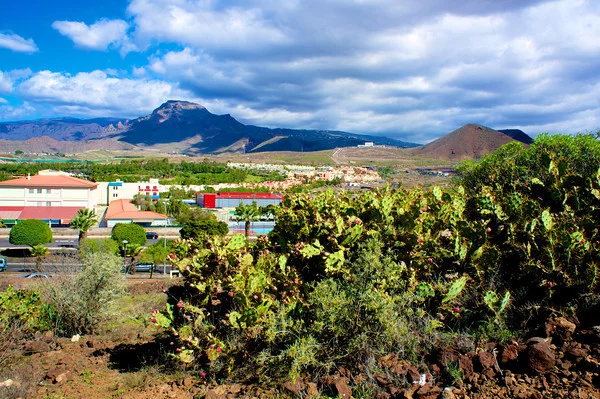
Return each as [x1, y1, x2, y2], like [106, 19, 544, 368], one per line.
[1, 279, 599, 399]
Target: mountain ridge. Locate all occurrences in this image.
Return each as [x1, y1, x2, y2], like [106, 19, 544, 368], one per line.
[0, 100, 418, 154]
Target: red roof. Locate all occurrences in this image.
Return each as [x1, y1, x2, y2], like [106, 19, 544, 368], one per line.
[0, 206, 82, 222]
[106, 199, 167, 220]
[0, 174, 97, 188]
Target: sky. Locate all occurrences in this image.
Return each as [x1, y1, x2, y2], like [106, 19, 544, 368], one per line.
[1, 0, 599, 144]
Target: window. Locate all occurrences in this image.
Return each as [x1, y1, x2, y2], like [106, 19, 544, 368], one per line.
[37, 188, 42, 194]
[46, 202, 51, 206]
[46, 189, 51, 194]
[28, 189, 34, 194]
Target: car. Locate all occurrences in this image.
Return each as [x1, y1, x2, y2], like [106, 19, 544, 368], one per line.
[22, 272, 51, 278]
[146, 232, 159, 239]
[0, 257, 6, 272]
[123, 262, 162, 274]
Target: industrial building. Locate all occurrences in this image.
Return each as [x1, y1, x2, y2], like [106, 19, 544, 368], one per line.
[196, 192, 283, 209]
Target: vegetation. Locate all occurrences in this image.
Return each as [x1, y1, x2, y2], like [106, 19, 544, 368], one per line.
[70, 208, 98, 241]
[233, 201, 263, 238]
[153, 134, 600, 388]
[177, 207, 228, 240]
[40, 253, 126, 335]
[111, 223, 148, 248]
[78, 238, 119, 260]
[8, 219, 53, 248]
[0, 158, 282, 185]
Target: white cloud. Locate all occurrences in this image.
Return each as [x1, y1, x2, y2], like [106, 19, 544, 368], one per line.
[0, 33, 38, 53]
[0, 72, 13, 94]
[0, 98, 7, 104]
[52, 19, 129, 51]
[127, 0, 288, 53]
[0, 101, 36, 120]
[16, 70, 196, 117]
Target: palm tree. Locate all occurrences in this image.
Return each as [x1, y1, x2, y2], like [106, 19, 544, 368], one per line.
[234, 201, 262, 238]
[70, 208, 97, 242]
[30, 244, 49, 272]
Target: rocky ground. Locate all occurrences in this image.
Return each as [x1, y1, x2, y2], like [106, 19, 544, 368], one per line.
[1, 279, 599, 399]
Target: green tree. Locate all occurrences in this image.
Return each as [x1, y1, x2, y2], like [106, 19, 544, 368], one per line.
[110, 223, 147, 248]
[234, 201, 262, 238]
[9, 219, 53, 247]
[78, 238, 119, 261]
[140, 241, 172, 278]
[30, 244, 49, 272]
[177, 207, 228, 240]
[70, 208, 97, 242]
[167, 198, 186, 219]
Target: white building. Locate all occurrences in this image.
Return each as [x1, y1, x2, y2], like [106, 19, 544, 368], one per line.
[97, 178, 165, 205]
[0, 170, 98, 208]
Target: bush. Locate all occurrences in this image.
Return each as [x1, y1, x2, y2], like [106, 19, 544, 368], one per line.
[157, 134, 600, 385]
[78, 237, 119, 260]
[111, 223, 147, 247]
[40, 252, 126, 335]
[9, 219, 52, 247]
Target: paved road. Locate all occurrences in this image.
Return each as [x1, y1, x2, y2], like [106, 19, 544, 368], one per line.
[0, 238, 160, 250]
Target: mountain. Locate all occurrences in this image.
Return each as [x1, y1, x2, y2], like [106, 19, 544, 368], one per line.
[0, 117, 127, 141]
[497, 129, 533, 145]
[410, 124, 532, 161]
[0, 100, 418, 154]
[119, 100, 417, 153]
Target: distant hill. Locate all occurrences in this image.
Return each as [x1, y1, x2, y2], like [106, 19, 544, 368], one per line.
[119, 100, 418, 153]
[0, 100, 418, 154]
[410, 124, 533, 161]
[497, 129, 533, 145]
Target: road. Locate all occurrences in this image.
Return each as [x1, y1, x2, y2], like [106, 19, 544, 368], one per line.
[0, 237, 160, 250]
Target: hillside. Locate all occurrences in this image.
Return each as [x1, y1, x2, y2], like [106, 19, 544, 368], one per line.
[410, 124, 532, 161]
[119, 100, 417, 153]
[0, 101, 418, 155]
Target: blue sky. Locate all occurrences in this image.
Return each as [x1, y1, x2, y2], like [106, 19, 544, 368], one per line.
[1, 0, 600, 143]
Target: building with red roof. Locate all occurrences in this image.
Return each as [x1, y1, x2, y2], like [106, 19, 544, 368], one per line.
[105, 199, 171, 228]
[0, 171, 98, 208]
[0, 171, 99, 226]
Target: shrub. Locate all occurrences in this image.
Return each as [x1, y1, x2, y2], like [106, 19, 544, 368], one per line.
[111, 223, 147, 247]
[78, 237, 119, 260]
[9, 219, 52, 247]
[40, 252, 126, 335]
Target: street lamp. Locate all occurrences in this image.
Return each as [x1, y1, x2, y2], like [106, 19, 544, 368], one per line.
[122, 239, 128, 263]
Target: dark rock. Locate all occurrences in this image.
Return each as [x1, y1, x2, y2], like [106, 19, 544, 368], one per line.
[459, 355, 474, 381]
[477, 351, 496, 370]
[527, 339, 555, 374]
[501, 344, 519, 364]
[321, 376, 352, 399]
[415, 383, 442, 399]
[283, 377, 306, 395]
[24, 340, 50, 354]
[45, 367, 71, 384]
[546, 317, 576, 336]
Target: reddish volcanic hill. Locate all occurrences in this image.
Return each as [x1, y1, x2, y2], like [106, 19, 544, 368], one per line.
[410, 124, 530, 161]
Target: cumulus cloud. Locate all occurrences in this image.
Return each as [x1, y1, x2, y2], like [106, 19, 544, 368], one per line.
[16, 70, 196, 117]
[5, 0, 600, 141]
[0, 32, 38, 53]
[0, 101, 36, 120]
[130, 0, 600, 142]
[52, 19, 129, 51]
